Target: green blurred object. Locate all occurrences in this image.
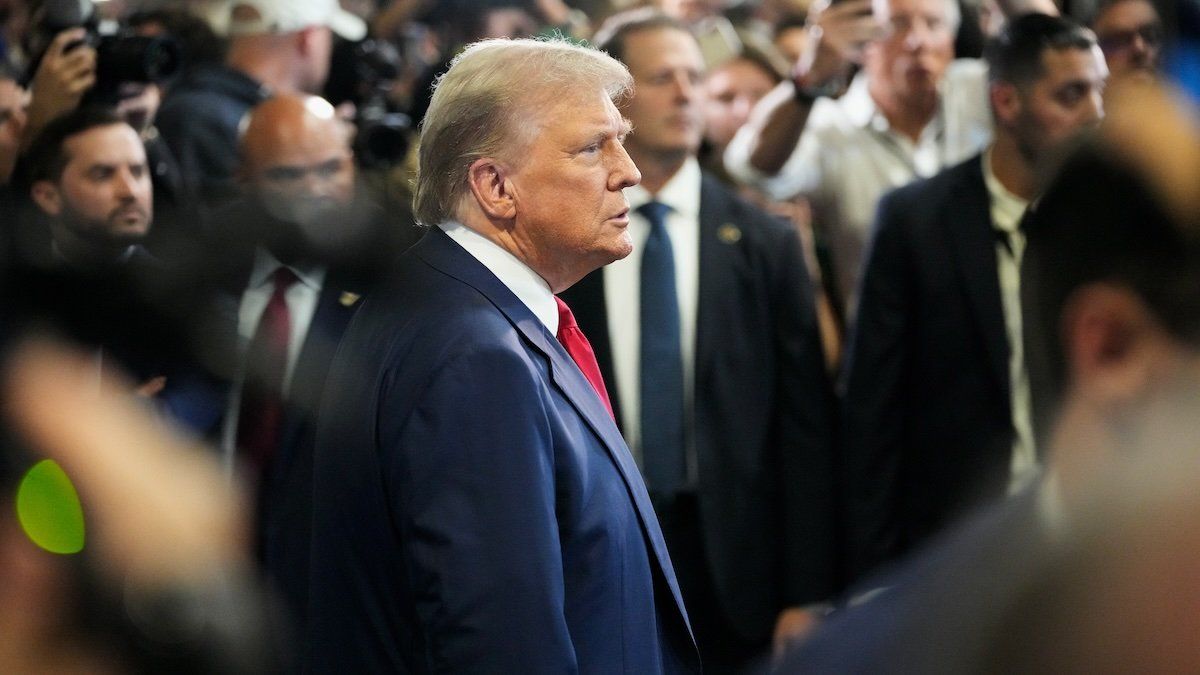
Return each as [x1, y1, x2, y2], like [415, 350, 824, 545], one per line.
[16, 460, 85, 555]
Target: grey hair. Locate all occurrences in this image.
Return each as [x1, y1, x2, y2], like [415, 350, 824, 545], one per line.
[872, 0, 961, 34]
[413, 37, 634, 227]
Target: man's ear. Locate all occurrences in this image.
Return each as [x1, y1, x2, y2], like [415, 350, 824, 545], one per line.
[1062, 283, 1167, 409]
[990, 81, 1021, 127]
[296, 26, 322, 57]
[30, 180, 61, 217]
[467, 158, 517, 221]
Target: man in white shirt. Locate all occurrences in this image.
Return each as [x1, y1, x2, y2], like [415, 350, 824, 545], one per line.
[724, 0, 993, 316]
[564, 10, 837, 667]
[840, 13, 1106, 582]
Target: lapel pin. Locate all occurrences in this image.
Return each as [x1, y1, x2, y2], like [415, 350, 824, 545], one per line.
[717, 223, 742, 244]
[339, 291, 361, 307]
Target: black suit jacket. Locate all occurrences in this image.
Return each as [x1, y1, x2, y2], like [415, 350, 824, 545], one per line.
[842, 154, 1016, 582]
[206, 200, 402, 639]
[562, 172, 837, 643]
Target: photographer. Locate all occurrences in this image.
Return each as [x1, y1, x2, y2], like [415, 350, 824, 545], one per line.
[14, 1, 193, 263]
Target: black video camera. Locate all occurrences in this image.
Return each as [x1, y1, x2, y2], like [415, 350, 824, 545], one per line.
[26, 0, 180, 103]
[351, 39, 412, 169]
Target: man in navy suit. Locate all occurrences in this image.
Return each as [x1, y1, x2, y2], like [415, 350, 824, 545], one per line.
[841, 14, 1107, 582]
[212, 93, 415, 643]
[563, 11, 837, 669]
[307, 38, 700, 672]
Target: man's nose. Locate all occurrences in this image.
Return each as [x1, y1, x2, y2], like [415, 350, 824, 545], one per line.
[673, 72, 698, 102]
[610, 142, 641, 190]
[115, 168, 138, 198]
[904, 20, 933, 50]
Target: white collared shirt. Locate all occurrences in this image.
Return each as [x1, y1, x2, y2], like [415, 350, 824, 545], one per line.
[222, 248, 326, 461]
[724, 59, 992, 315]
[982, 149, 1039, 495]
[439, 221, 559, 334]
[602, 157, 702, 476]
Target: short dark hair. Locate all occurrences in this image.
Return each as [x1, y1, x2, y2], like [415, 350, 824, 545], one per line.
[1086, 0, 1155, 28]
[1022, 143, 1200, 433]
[22, 106, 130, 187]
[592, 8, 692, 64]
[985, 13, 1097, 87]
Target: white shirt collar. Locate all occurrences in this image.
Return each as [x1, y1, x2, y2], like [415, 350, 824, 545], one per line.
[438, 221, 559, 334]
[983, 147, 1030, 234]
[249, 248, 326, 291]
[842, 72, 878, 129]
[624, 156, 702, 218]
[847, 72, 947, 145]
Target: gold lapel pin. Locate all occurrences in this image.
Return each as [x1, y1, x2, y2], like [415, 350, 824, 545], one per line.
[717, 223, 742, 244]
[339, 291, 361, 307]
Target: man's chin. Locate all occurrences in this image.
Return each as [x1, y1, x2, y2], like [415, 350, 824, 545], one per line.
[107, 228, 150, 248]
[608, 232, 634, 262]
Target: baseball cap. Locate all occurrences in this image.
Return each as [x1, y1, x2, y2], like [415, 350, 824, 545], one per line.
[228, 0, 368, 41]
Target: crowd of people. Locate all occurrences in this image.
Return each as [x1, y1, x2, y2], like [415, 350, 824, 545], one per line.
[0, 0, 1195, 672]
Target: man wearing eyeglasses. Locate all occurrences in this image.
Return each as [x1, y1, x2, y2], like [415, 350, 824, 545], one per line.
[1090, 0, 1162, 82]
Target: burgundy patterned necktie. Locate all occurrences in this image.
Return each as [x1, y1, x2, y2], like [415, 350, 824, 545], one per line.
[237, 267, 297, 471]
[555, 296, 614, 419]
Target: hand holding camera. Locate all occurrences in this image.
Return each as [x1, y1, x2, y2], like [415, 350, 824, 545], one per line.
[794, 0, 880, 98]
[24, 27, 96, 145]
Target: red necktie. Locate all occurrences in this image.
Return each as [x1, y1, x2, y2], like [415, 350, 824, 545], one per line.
[237, 267, 297, 471]
[555, 296, 614, 419]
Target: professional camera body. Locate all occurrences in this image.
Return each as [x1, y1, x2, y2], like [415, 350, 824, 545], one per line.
[25, 0, 180, 103]
[350, 39, 413, 169]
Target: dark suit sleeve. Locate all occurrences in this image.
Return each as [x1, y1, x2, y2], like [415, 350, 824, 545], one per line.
[771, 224, 839, 604]
[842, 190, 916, 582]
[377, 343, 578, 672]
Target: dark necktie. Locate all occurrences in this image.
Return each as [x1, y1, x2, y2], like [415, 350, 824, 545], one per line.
[237, 266, 297, 471]
[556, 296, 614, 418]
[637, 201, 686, 496]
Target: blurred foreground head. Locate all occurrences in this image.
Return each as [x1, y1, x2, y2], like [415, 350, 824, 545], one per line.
[1023, 76, 1200, 500]
[0, 336, 282, 673]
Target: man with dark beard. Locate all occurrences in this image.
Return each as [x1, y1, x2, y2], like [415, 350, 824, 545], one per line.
[212, 93, 413, 637]
[25, 107, 155, 270]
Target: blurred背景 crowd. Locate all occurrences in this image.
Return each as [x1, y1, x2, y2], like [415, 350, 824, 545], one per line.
[0, 0, 1195, 673]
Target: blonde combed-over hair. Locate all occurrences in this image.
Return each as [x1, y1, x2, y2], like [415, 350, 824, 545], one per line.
[413, 37, 633, 226]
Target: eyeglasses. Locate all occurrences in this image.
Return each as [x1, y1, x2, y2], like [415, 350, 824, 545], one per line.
[1097, 23, 1162, 55]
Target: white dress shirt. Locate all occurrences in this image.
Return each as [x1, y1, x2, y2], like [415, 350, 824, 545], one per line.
[440, 221, 559, 334]
[222, 248, 326, 461]
[724, 59, 993, 315]
[603, 157, 702, 478]
[982, 149, 1039, 495]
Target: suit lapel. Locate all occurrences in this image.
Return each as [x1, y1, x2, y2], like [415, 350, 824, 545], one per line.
[276, 269, 366, 462]
[695, 174, 746, 401]
[947, 156, 1010, 401]
[416, 228, 694, 636]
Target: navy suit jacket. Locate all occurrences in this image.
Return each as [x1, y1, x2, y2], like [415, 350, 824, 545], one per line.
[307, 227, 700, 673]
[562, 172, 838, 641]
[841, 154, 1017, 582]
